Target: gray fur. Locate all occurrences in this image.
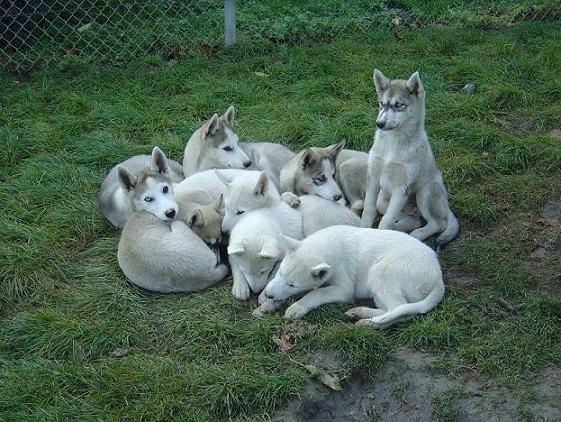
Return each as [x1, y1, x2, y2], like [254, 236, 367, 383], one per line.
[98, 150, 184, 228]
[361, 70, 459, 249]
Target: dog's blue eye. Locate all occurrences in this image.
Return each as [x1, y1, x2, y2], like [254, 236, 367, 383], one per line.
[236, 210, 245, 215]
[223, 146, 233, 152]
[162, 186, 169, 194]
[144, 197, 153, 202]
[313, 175, 327, 185]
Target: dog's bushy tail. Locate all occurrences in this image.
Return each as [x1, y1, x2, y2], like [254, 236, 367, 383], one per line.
[435, 211, 460, 254]
[374, 283, 445, 328]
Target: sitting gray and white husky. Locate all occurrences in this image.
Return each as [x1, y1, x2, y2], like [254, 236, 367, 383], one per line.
[361, 70, 459, 251]
[97, 149, 184, 228]
[117, 148, 227, 293]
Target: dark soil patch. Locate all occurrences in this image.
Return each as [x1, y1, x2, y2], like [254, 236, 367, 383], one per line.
[278, 347, 561, 421]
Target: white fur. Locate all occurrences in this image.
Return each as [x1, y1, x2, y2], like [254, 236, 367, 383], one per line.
[117, 151, 227, 293]
[263, 226, 444, 328]
[227, 210, 286, 301]
[174, 169, 259, 200]
[219, 171, 304, 237]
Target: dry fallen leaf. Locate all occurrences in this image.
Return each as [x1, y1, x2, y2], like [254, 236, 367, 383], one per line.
[304, 364, 342, 391]
[273, 331, 294, 353]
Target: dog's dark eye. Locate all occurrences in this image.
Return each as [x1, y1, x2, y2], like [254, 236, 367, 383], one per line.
[162, 186, 169, 194]
[223, 146, 233, 152]
[288, 282, 296, 287]
[236, 210, 245, 215]
[144, 197, 153, 202]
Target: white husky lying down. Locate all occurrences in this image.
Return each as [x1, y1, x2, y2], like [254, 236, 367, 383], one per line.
[117, 148, 227, 293]
[262, 225, 444, 329]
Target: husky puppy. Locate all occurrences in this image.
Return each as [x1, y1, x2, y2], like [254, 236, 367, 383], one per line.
[182, 107, 252, 178]
[117, 149, 227, 293]
[280, 141, 346, 203]
[263, 226, 445, 329]
[227, 210, 286, 301]
[217, 171, 304, 239]
[361, 70, 459, 251]
[98, 150, 184, 228]
[175, 188, 224, 246]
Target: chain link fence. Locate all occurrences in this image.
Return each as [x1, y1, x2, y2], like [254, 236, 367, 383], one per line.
[2, 1, 560, 73]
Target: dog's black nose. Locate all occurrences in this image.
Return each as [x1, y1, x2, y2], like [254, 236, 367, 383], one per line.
[376, 121, 385, 129]
[333, 194, 342, 201]
[243, 160, 252, 168]
[165, 209, 176, 219]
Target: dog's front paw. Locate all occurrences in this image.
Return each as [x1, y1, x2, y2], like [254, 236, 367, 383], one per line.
[258, 290, 269, 305]
[281, 192, 301, 208]
[345, 307, 367, 322]
[232, 281, 250, 301]
[355, 318, 377, 328]
[252, 301, 279, 317]
[284, 302, 307, 319]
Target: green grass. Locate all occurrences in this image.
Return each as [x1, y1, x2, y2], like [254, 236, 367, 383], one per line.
[2, 3, 561, 419]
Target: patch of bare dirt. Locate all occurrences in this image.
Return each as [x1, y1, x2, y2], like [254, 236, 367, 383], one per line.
[519, 200, 561, 296]
[278, 347, 561, 421]
[492, 112, 536, 136]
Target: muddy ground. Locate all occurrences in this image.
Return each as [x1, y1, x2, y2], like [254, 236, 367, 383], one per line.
[279, 201, 561, 421]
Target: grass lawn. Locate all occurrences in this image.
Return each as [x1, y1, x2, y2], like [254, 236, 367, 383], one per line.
[1, 1, 561, 419]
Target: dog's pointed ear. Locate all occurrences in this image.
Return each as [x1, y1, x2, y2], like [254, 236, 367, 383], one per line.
[203, 113, 220, 139]
[406, 71, 424, 96]
[212, 193, 223, 211]
[328, 140, 345, 160]
[150, 146, 170, 175]
[301, 148, 317, 169]
[228, 240, 245, 255]
[214, 169, 231, 186]
[117, 165, 138, 192]
[187, 209, 205, 228]
[373, 69, 390, 95]
[253, 172, 269, 196]
[282, 235, 301, 252]
[310, 263, 331, 281]
[220, 105, 235, 126]
[259, 238, 281, 260]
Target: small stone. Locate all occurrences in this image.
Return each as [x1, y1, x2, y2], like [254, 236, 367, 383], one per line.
[109, 348, 129, 358]
[549, 129, 561, 139]
[463, 83, 476, 95]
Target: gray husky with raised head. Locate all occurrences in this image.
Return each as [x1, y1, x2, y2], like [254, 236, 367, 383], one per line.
[117, 148, 227, 293]
[182, 107, 252, 178]
[98, 150, 184, 228]
[361, 70, 459, 251]
[280, 140, 346, 203]
[182, 106, 294, 189]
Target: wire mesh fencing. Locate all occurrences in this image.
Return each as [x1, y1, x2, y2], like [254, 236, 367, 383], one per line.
[1, 0, 223, 71]
[2, 1, 560, 73]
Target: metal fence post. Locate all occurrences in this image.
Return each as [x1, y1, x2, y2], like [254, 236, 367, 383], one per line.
[224, 0, 236, 46]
